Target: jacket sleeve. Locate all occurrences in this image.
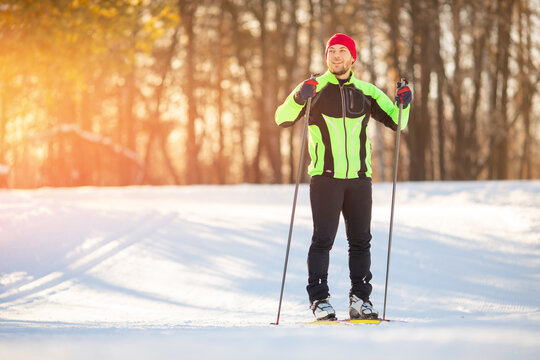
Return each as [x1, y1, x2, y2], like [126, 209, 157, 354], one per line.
[275, 83, 306, 128]
[362, 82, 410, 131]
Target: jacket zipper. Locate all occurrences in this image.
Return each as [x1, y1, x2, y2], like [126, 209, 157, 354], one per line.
[339, 83, 349, 178]
[314, 143, 319, 168]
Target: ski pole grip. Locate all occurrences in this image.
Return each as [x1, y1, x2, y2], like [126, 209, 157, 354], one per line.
[305, 74, 317, 105]
[397, 78, 408, 90]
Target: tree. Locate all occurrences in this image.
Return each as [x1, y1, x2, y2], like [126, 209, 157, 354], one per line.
[0, 0, 538, 187]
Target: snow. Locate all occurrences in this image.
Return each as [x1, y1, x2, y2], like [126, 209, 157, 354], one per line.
[1, 181, 539, 359]
[29, 124, 144, 168]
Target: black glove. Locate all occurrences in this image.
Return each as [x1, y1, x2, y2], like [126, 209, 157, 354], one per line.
[395, 81, 412, 108]
[294, 78, 318, 104]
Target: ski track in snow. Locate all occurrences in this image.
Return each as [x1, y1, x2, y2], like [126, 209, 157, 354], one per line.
[0, 181, 539, 359]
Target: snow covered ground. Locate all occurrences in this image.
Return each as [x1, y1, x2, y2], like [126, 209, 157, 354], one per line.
[1, 181, 539, 359]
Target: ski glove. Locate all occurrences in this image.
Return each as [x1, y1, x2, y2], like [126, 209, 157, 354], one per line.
[294, 78, 318, 104]
[395, 82, 412, 109]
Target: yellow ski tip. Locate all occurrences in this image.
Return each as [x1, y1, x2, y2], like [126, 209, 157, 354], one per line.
[302, 318, 385, 325]
[345, 319, 382, 324]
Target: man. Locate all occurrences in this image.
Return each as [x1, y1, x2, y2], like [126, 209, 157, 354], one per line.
[274, 33, 412, 321]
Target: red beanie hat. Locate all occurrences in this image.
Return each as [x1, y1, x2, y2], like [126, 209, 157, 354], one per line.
[325, 33, 357, 63]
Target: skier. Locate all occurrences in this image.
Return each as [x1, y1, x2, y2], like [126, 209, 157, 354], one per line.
[274, 33, 412, 321]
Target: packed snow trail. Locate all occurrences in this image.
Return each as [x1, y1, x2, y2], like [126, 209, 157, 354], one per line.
[0, 181, 539, 359]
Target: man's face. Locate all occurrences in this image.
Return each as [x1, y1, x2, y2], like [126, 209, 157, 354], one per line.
[326, 44, 354, 77]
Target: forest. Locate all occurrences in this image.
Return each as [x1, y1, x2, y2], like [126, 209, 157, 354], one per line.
[0, 0, 538, 187]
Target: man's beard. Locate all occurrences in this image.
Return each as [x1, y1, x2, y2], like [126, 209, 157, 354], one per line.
[330, 66, 350, 76]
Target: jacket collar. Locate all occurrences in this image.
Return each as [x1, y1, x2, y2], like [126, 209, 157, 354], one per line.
[321, 70, 355, 85]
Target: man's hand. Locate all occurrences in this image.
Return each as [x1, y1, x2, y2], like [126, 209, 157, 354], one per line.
[294, 78, 319, 104]
[395, 80, 412, 108]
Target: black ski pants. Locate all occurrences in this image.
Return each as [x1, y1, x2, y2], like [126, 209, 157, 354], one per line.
[307, 175, 373, 303]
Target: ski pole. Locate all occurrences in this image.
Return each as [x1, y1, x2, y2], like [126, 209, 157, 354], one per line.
[382, 78, 407, 320]
[271, 75, 316, 326]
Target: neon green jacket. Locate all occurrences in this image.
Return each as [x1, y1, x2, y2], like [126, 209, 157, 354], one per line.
[275, 71, 410, 179]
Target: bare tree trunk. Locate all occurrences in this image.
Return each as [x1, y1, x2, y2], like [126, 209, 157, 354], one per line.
[223, 0, 257, 182]
[517, 0, 535, 179]
[465, 1, 492, 179]
[179, 0, 201, 184]
[386, 0, 401, 82]
[449, 0, 466, 180]
[120, 69, 136, 185]
[489, 0, 514, 179]
[405, 0, 431, 181]
[432, 0, 446, 180]
[79, 87, 94, 185]
[250, 0, 283, 183]
[215, 0, 226, 184]
[60, 93, 77, 186]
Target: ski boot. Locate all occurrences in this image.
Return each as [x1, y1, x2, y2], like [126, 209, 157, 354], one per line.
[311, 297, 337, 321]
[349, 294, 379, 319]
